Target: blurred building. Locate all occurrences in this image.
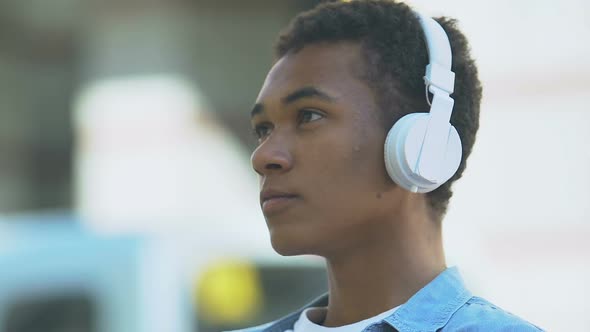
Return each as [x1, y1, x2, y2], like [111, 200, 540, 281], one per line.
[0, 0, 320, 214]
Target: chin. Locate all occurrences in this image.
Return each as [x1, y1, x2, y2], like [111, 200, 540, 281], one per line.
[269, 228, 315, 256]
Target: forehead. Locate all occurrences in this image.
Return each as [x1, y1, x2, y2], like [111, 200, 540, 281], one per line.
[256, 42, 368, 102]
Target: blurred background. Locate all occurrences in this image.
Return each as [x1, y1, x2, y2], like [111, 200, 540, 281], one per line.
[0, 0, 587, 331]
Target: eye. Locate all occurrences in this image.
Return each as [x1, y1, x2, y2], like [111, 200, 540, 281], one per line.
[298, 109, 324, 124]
[252, 122, 272, 140]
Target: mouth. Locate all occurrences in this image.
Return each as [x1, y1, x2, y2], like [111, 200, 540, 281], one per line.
[260, 190, 300, 216]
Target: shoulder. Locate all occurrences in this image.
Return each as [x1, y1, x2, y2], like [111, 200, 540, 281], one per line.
[443, 296, 544, 331]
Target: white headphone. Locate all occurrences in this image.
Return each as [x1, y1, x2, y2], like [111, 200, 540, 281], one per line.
[384, 12, 462, 194]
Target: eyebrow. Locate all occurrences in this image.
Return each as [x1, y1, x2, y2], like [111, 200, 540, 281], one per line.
[250, 86, 335, 119]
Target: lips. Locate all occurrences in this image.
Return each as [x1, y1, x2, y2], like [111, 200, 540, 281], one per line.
[260, 189, 297, 202]
[260, 189, 299, 215]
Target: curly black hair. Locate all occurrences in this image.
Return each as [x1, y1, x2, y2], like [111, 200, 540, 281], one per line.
[274, 0, 482, 221]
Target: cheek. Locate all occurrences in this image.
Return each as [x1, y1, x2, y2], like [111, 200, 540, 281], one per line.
[302, 123, 389, 216]
[269, 125, 390, 255]
[316, 122, 387, 190]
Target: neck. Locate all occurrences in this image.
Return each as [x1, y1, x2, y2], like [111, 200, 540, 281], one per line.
[322, 196, 446, 327]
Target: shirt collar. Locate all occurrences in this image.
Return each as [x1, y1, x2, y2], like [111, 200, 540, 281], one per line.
[384, 266, 472, 332]
[264, 267, 471, 332]
[263, 295, 329, 332]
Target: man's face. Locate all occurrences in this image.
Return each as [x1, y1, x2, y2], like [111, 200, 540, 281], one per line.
[251, 42, 401, 256]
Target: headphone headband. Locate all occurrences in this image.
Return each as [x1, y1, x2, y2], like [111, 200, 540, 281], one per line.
[415, 13, 455, 95]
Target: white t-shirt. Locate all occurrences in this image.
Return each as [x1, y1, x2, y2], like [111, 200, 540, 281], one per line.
[284, 306, 400, 332]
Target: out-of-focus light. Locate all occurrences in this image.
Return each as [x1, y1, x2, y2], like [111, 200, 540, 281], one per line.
[195, 259, 263, 324]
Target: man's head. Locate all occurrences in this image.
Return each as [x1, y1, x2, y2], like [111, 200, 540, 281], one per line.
[250, 0, 481, 256]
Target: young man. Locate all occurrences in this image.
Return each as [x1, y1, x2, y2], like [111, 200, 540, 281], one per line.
[241, 0, 542, 331]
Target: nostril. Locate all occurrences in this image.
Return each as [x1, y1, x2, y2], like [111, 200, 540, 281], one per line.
[266, 163, 282, 170]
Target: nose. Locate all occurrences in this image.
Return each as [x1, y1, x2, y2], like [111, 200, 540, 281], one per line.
[251, 134, 293, 176]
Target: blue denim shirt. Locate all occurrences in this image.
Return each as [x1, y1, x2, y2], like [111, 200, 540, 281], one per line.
[231, 267, 542, 332]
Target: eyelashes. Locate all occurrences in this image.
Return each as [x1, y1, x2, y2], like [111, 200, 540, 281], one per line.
[298, 109, 324, 124]
[251, 108, 325, 142]
[252, 122, 272, 140]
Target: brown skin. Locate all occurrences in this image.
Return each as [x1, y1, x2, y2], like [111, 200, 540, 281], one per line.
[250, 42, 446, 327]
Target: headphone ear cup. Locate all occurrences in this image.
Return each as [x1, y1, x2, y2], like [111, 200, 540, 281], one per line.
[439, 125, 462, 184]
[385, 112, 461, 193]
[385, 113, 434, 193]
